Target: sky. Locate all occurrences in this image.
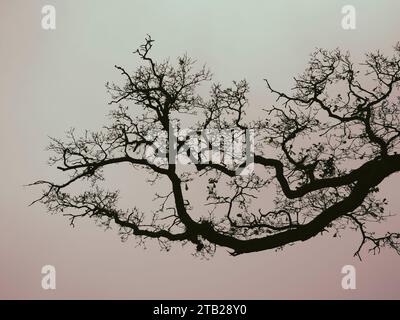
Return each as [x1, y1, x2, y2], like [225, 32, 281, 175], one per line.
[1, 0, 400, 299]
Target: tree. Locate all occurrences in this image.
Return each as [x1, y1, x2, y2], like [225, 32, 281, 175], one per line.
[31, 36, 400, 258]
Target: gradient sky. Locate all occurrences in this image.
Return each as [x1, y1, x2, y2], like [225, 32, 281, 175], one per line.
[1, 0, 400, 299]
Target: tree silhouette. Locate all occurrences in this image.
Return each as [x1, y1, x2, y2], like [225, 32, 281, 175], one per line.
[31, 36, 400, 258]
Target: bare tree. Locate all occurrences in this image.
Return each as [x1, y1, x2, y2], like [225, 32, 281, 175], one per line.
[31, 36, 400, 258]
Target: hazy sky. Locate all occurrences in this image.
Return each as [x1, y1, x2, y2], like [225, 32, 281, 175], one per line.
[1, 0, 400, 299]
